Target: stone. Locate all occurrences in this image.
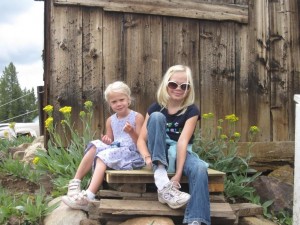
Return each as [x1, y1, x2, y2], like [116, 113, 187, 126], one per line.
[239, 215, 277, 225]
[44, 197, 88, 225]
[251, 176, 293, 213]
[268, 165, 294, 185]
[118, 216, 175, 225]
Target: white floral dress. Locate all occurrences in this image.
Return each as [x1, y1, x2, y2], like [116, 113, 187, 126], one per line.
[85, 110, 144, 170]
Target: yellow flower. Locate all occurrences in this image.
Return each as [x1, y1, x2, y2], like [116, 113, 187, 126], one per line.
[33, 157, 40, 165]
[220, 134, 228, 140]
[43, 105, 53, 113]
[79, 111, 86, 118]
[225, 114, 239, 122]
[45, 117, 53, 128]
[3, 131, 9, 138]
[217, 126, 222, 130]
[202, 112, 214, 119]
[250, 126, 260, 134]
[84, 101, 93, 108]
[233, 132, 241, 138]
[59, 106, 72, 114]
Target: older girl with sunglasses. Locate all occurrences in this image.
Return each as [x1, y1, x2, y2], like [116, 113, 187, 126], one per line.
[137, 65, 211, 225]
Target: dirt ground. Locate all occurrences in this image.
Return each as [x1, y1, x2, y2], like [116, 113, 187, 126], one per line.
[0, 171, 53, 195]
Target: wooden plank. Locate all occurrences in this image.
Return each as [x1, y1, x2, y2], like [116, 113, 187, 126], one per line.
[105, 168, 225, 192]
[102, 12, 124, 120]
[289, 0, 300, 141]
[253, 0, 271, 142]
[200, 21, 236, 132]
[99, 199, 236, 220]
[100, 189, 226, 202]
[269, 0, 289, 141]
[234, 0, 254, 141]
[231, 203, 263, 217]
[123, 14, 162, 115]
[54, 0, 249, 24]
[50, 5, 83, 144]
[237, 141, 294, 172]
[162, 17, 201, 107]
[82, 7, 104, 136]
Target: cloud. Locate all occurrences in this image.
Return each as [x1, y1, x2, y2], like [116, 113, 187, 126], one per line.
[0, 0, 44, 90]
[0, 0, 30, 23]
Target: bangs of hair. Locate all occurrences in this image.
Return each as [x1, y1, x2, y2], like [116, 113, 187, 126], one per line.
[104, 81, 131, 102]
[156, 65, 195, 113]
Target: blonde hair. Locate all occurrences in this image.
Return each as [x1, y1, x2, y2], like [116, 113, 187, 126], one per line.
[156, 65, 195, 112]
[104, 81, 132, 105]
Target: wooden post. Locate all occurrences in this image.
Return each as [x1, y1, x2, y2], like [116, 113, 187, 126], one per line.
[294, 94, 300, 224]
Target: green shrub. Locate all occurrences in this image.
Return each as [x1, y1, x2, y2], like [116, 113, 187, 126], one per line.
[193, 113, 261, 202]
[35, 101, 95, 196]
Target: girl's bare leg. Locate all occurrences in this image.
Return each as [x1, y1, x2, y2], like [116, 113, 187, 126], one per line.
[74, 146, 96, 180]
[87, 157, 107, 194]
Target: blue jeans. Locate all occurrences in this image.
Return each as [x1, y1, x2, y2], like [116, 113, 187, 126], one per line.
[147, 112, 211, 225]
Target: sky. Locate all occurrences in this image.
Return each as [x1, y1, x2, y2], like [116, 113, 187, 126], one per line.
[0, 0, 44, 93]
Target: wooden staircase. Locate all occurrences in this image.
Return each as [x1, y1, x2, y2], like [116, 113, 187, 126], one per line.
[88, 168, 237, 225]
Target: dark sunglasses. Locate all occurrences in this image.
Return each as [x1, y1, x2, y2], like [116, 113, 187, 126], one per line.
[167, 81, 190, 91]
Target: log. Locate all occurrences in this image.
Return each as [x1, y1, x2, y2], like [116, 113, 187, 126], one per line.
[54, 0, 248, 23]
[237, 141, 294, 172]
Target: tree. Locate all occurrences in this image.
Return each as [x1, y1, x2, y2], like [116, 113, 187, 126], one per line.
[0, 62, 38, 123]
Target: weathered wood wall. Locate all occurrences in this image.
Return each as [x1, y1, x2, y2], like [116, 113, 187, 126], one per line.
[43, 0, 300, 142]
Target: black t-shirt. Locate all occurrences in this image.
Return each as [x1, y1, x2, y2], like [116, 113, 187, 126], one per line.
[147, 102, 200, 144]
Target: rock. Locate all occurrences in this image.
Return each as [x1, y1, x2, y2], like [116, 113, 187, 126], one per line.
[239, 215, 277, 225]
[22, 142, 46, 163]
[119, 216, 175, 225]
[268, 165, 293, 185]
[80, 219, 100, 225]
[44, 197, 88, 225]
[13, 150, 25, 160]
[251, 176, 293, 214]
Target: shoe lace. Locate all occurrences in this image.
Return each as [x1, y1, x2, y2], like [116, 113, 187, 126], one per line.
[68, 179, 80, 190]
[166, 181, 182, 197]
[72, 190, 87, 201]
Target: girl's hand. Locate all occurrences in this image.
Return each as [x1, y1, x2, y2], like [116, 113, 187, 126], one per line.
[123, 121, 133, 134]
[170, 173, 182, 185]
[144, 156, 152, 169]
[101, 134, 112, 145]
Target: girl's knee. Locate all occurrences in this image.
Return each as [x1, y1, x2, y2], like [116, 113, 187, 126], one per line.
[149, 112, 165, 121]
[188, 163, 207, 177]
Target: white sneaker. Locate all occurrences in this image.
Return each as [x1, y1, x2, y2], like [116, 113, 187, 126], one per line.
[189, 222, 200, 225]
[67, 179, 81, 197]
[62, 190, 90, 211]
[158, 181, 191, 209]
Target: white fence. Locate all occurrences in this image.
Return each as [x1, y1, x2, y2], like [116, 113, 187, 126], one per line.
[294, 95, 300, 224]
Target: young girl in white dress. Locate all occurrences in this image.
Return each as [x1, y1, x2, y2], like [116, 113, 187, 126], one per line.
[62, 81, 144, 211]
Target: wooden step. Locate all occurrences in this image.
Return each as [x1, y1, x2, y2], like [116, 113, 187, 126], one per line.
[105, 168, 225, 192]
[98, 199, 236, 225]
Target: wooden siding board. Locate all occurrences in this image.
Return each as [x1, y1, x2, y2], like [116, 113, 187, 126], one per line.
[200, 21, 236, 132]
[54, 0, 248, 24]
[235, 0, 255, 141]
[254, 0, 271, 142]
[50, 6, 83, 139]
[289, 0, 300, 140]
[235, 22, 250, 141]
[82, 8, 104, 136]
[162, 17, 200, 107]
[123, 14, 162, 115]
[269, 0, 289, 141]
[102, 12, 124, 120]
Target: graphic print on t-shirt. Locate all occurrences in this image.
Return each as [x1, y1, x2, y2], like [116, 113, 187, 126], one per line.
[166, 121, 182, 134]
